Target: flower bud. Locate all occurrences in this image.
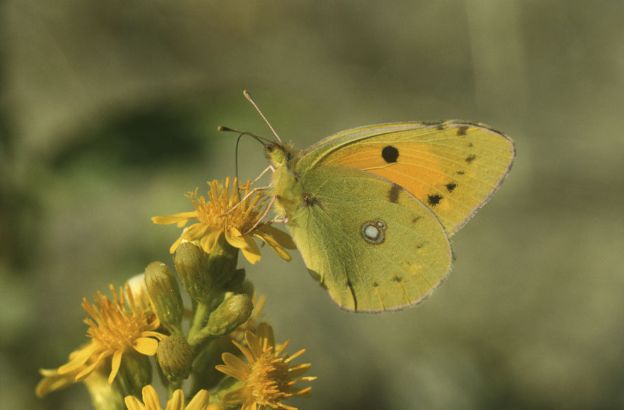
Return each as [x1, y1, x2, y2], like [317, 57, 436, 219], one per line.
[144, 262, 183, 332]
[174, 242, 214, 302]
[236, 279, 255, 298]
[113, 353, 152, 398]
[157, 335, 194, 383]
[225, 268, 246, 291]
[205, 293, 253, 336]
[174, 240, 238, 304]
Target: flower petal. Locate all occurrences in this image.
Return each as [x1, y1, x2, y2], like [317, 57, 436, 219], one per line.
[256, 225, 296, 249]
[57, 343, 100, 374]
[124, 395, 147, 410]
[75, 350, 109, 381]
[255, 232, 291, 261]
[141, 330, 166, 340]
[225, 227, 262, 264]
[142, 385, 162, 410]
[165, 388, 184, 410]
[218, 353, 250, 380]
[224, 227, 248, 249]
[169, 235, 185, 254]
[199, 230, 220, 254]
[107, 350, 123, 384]
[184, 223, 210, 241]
[35, 370, 76, 397]
[151, 211, 197, 226]
[240, 243, 262, 264]
[186, 390, 210, 410]
[133, 337, 159, 355]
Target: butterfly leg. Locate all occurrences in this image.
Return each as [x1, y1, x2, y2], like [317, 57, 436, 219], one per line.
[222, 186, 270, 216]
[268, 216, 288, 224]
[252, 165, 275, 185]
[244, 195, 276, 234]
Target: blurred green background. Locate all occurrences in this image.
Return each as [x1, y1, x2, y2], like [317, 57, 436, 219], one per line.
[1, 1, 624, 409]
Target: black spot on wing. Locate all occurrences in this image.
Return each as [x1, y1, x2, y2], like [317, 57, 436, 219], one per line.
[427, 194, 443, 206]
[457, 125, 469, 136]
[381, 145, 399, 163]
[412, 216, 422, 224]
[446, 182, 457, 192]
[388, 183, 402, 203]
[392, 276, 403, 283]
[465, 154, 477, 164]
[456, 170, 465, 175]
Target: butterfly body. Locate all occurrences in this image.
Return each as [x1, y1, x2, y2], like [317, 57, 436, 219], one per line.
[266, 120, 514, 312]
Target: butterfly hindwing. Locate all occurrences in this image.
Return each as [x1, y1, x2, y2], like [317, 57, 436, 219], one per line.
[287, 165, 452, 312]
[299, 121, 514, 235]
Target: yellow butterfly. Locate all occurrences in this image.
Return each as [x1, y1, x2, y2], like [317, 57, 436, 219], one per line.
[231, 91, 514, 313]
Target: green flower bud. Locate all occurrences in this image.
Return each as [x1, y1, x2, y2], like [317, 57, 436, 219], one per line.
[225, 268, 246, 291]
[205, 293, 253, 336]
[144, 261, 183, 332]
[174, 240, 237, 303]
[157, 335, 194, 383]
[174, 242, 214, 302]
[113, 352, 151, 398]
[236, 279, 255, 298]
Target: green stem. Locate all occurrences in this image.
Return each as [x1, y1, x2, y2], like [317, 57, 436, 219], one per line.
[188, 301, 210, 346]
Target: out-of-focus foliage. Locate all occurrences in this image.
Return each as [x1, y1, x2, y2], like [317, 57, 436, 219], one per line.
[1, 1, 624, 409]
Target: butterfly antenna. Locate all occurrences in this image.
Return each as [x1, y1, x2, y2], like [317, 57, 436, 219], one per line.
[218, 125, 271, 197]
[243, 89, 283, 143]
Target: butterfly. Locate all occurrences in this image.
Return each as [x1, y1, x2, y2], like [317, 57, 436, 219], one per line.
[231, 91, 514, 313]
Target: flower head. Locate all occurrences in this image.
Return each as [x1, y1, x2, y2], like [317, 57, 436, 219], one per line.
[37, 284, 166, 395]
[124, 385, 215, 410]
[216, 323, 315, 410]
[152, 177, 295, 264]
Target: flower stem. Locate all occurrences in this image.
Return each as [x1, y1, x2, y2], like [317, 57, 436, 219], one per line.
[188, 301, 210, 347]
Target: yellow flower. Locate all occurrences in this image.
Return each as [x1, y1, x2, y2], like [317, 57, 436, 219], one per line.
[152, 177, 295, 264]
[124, 385, 216, 410]
[37, 284, 166, 393]
[216, 323, 316, 410]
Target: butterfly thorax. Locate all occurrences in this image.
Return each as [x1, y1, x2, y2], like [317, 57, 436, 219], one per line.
[266, 143, 304, 220]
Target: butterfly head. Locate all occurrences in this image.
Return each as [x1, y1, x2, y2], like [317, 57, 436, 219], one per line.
[265, 142, 295, 168]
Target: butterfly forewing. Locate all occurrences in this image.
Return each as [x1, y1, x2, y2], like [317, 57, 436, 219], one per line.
[303, 121, 514, 235]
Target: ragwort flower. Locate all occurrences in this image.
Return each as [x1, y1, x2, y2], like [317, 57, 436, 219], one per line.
[37, 284, 166, 394]
[124, 385, 216, 410]
[152, 177, 295, 264]
[216, 323, 315, 410]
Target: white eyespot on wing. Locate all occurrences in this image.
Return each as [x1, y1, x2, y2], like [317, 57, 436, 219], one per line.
[361, 219, 386, 244]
